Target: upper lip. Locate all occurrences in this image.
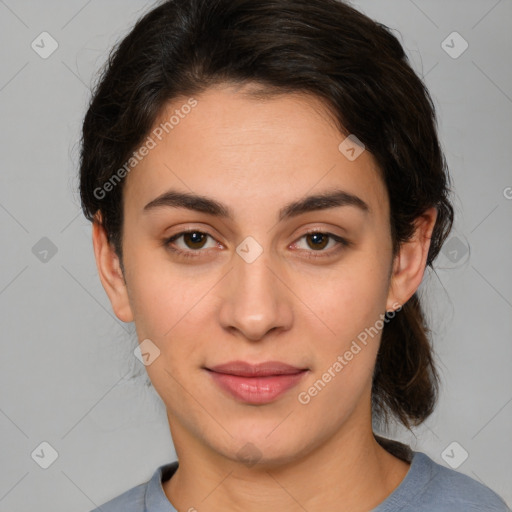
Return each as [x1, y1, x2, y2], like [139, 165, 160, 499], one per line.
[206, 360, 307, 377]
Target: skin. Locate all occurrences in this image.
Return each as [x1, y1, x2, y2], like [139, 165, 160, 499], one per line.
[92, 83, 437, 511]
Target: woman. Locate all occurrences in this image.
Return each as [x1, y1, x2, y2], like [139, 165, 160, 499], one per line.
[79, 0, 510, 510]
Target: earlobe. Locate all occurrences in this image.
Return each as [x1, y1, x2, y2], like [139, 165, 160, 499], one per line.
[91, 213, 134, 323]
[386, 207, 438, 311]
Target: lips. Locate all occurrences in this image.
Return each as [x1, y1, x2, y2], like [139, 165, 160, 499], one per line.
[205, 360, 308, 404]
[208, 360, 306, 376]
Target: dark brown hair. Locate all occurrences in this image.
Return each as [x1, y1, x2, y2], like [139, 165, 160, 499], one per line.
[79, 0, 454, 429]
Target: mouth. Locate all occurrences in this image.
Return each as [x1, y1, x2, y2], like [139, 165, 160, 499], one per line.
[204, 360, 309, 405]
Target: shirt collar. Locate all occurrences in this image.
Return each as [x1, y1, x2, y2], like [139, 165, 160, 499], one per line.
[145, 461, 179, 511]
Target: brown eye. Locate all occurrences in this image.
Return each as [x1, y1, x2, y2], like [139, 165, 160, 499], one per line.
[182, 231, 208, 249]
[164, 230, 218, 257]
[305, 232, 330, 250]
[292, 231, 350, 259]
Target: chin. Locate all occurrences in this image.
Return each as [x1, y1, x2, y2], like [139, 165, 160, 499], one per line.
[227, 443, 303, 470]
[218, 428, 309, 469]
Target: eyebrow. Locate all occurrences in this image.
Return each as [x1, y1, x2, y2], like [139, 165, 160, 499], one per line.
[143, 187, 370, 221]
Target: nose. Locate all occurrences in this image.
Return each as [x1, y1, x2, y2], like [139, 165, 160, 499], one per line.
[218, 247, 294, 342]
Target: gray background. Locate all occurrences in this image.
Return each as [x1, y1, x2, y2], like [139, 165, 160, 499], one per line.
[0, 0, 511, 510]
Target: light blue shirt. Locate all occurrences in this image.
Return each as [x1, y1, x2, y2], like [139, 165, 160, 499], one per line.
[91, 451, 510, 511]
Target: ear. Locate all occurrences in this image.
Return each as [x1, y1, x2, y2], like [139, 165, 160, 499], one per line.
[386, 207, 437, 311]
[91, 212, 134, 323]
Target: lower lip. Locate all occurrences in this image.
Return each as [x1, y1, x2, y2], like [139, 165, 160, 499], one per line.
[207, 370, 308, 405]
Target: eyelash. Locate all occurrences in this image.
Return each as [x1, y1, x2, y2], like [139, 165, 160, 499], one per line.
[162, 229, 351, 260]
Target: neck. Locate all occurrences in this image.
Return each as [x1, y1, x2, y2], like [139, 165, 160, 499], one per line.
[163, 419, 410, 512]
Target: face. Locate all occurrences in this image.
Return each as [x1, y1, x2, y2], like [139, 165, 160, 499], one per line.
[93, 83, 434, 468]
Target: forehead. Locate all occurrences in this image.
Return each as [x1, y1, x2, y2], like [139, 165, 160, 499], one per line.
[122, 84, 389, 224]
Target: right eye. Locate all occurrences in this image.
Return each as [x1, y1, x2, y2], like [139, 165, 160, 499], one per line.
[163, 230, 221, 258]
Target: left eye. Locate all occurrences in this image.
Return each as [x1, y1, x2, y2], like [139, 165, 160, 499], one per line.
[164, 230, 348, 258]
[293, 232, 344, 252]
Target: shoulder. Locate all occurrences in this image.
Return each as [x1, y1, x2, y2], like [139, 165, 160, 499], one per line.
[89, 481, 147, 512]
[402, 451, 510, 511]
[88, 462, 179, 512]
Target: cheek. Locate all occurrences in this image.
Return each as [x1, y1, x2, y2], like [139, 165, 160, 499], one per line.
[124, 242, 201, 331]
[129, 272, 209, 345]
[292, 254, 390, 403]
[295, 273, 386, 413]
[298, 254, 390, 344]
[124, 250, 220, 375]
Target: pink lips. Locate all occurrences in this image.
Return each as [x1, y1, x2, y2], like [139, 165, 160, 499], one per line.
[206, 360, 308, 405]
